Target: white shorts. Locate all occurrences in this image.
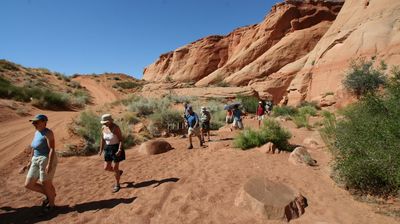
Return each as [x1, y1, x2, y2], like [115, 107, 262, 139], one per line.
[188, 127, 200, 136]
[27, 155, 58, 182]
[232, 118, 243, 129]
[257, 115, 264, 121]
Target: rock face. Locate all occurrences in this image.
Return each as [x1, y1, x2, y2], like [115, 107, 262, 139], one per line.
[264, 0, 400, 106]
[235, 177, 308, 221]
[138, 140, 173, 155]
[143, 1, 343, 88]
[142, 0, 400, 107]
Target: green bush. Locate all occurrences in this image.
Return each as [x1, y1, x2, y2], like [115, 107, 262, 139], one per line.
[236, 94, 259, 113]
[343, 58, 387, 97]
[234, 119, 291, 150]
[319, 110, 336, 150]
[70, 90, 91, 108]
[73, 110, 102, 154]
[113, 81, 141, 89]
[149, 109, 182, 136]
[127, 96, 171, 117]
[292, 105, 318, 128]
[324, 64, 400, 195]
[271, 105, 298, 117]
[0, 76, 73, 110]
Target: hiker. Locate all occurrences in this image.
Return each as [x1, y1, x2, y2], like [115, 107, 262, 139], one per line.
[20, 114, 58, 212]
[265, 100, 273, 115]
[226, 108, 233, 124]
[200, 106, 211, 142]
[232, 105, 244, 130]
[99, 114, 125, 193]
[185, 106, 203, 149]
[256, 101, 265, 128]
[181, 102, 190, 138]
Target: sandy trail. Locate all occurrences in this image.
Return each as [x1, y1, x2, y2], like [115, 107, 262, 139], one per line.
[0, 117, 398, 224]
[74, 76, 119, 105]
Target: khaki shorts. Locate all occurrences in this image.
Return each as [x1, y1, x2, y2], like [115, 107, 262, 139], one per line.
[257, 115, 264, 121]
[188, 127, 200, 136]
[27, 155, 58, 182]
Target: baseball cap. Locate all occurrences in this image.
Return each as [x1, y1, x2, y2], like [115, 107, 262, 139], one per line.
[29, 114, 48, 122]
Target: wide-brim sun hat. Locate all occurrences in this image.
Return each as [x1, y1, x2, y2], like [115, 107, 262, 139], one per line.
[201, 106, 207, 111]
[100, 114, 113, 124]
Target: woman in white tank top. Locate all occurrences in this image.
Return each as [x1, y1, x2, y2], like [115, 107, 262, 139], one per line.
[98, 114, 125, 193]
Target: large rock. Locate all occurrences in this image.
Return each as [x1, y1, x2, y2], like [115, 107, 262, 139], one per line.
[235, 177, 308, 221]
[138, 140, 173, 155]
[288, 147, 317, 166]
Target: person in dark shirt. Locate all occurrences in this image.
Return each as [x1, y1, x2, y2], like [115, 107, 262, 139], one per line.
[185, 106, 203, 149]
[256, 101, 265, 128]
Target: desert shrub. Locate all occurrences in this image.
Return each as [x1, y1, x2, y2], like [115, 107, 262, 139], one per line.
[115, 119, 135, 149]
[122, 112, 140, 124]
[271, 105, 298, 117]
[149, 109, 182, 136]
[0, 76, 72, 109]
[205, 100, 226, 130]
[31, 90, 70, 109]
[165, 94, 197, 104]
[236, 94, 259, 113]
[70, 90, 90, 108]
[0, 59, 20, 71]
[73, 110, 102, 154]
[319, 110, 336, 150]
[234, 119, 291, 150]
[343, 58, 387, 97]
[113, 81, 141, 89]
[127, 96, 171, 117]
[324, 65, 400, 195]
[292, 105, 318, 128]
[298, 101, 320, 110]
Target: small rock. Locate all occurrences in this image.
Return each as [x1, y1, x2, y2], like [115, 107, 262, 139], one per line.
[289, 147, 317, 166]
[138, 140, 173, 155]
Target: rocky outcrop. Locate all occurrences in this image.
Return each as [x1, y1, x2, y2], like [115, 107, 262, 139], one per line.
[143, 0, 400, 107]
[270, 0, 400, 106]
[143, 1, 344, 87]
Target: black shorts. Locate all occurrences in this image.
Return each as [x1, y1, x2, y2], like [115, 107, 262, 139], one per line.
[104, 144, 125, 162]
[201, 121, 210, 131]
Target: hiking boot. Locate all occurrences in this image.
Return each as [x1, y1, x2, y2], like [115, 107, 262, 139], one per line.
[187, 144, 193, 149]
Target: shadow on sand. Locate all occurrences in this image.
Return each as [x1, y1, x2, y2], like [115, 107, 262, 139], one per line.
[0, 197, 136, 224]
[122, 177, 179, 189]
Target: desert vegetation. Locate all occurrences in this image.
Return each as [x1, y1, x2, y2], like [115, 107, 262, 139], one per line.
[234, 119, 291, 151]
[321, 60, 400, 195]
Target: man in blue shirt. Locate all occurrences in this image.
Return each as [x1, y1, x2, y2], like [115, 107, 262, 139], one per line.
[185, 106, 203, 149]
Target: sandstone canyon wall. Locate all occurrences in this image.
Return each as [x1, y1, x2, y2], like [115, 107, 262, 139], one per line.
[143, 0, 400, 106]
[143, 0, 343, 86]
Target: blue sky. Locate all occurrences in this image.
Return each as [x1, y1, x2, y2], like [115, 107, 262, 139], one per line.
[1, 0, 280, 79]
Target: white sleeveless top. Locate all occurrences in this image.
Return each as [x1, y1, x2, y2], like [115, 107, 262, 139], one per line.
[103, 126, 120, 145]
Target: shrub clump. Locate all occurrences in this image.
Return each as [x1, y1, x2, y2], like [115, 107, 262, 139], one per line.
[323, 62, 400, 195]
[148, 109, 182, 136]
[343, 58, 387, 97]
[271, 105, 298, 117]
[236, 94, 259, 113]
[234, 119, 291, 151]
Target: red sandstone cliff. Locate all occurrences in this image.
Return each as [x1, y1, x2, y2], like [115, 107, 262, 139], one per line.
[143, 0, 343, 86]
[143, 0, 400, 107]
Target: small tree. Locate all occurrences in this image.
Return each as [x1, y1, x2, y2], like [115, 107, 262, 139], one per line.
[343, 58, 387, 97]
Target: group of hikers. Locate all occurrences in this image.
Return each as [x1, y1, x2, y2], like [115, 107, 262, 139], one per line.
[19, 99, 273, 214]
[183, 99, 273, 148]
